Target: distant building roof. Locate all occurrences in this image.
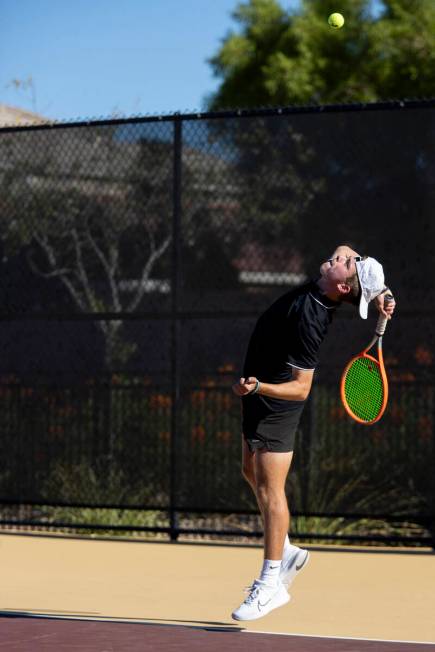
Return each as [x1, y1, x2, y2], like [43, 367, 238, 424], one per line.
[0, 103, 50, 127]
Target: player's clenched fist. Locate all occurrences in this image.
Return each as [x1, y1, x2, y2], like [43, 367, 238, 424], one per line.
[232, 377, 258, 396]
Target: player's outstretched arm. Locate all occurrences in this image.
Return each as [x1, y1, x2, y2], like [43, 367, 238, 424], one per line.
[232, 369, 314, 402]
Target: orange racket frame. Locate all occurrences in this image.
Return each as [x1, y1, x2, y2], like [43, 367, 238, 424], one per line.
[340, 294, 393, 425]
[340, 340, 389, 425]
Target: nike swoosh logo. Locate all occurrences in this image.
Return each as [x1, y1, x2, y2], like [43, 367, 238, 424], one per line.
[269, 565, 280, 569]
[284, 551, 308, 573]
[295, 553, 309, 571]
[258, 598, 272, 610]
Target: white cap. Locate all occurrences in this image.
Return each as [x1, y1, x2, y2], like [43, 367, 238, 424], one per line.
[355, 257, 385, 319]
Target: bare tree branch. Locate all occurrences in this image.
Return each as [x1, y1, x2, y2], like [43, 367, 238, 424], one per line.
[71, 227, 98, 312]
[127, 234, 171, 312]
[59, 275, 88, 312]
[30, 233, 87, 311]
[85, 223, 121, 312]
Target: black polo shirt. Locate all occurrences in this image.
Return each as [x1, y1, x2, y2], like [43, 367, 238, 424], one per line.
[242, 280, 339, 416]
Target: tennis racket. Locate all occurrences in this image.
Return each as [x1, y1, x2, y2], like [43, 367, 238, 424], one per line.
[340, 294, 394, 425]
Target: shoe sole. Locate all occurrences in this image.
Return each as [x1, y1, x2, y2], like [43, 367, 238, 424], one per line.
[231, 591, 290, 621]
[280, 549, 310, 588]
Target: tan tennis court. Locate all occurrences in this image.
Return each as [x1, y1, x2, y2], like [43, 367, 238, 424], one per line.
[1, 532, 434, 650]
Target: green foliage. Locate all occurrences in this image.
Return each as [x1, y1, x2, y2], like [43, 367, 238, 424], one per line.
[208, 0, 435, 109]
[288, 382, 432, 542]
[40, 462, 167, 535]
[0, 377, 432, 542]
[367, 0, 435, 99]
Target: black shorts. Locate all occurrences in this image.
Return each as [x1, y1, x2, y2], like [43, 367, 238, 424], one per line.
[242, 400, 304, 453]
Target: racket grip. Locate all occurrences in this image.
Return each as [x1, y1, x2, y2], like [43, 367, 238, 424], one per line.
[375, 293, 394, 336]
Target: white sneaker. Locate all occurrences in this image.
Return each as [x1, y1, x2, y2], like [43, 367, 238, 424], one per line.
[231, 579, 290, 621]
[279, 546, 310, 588]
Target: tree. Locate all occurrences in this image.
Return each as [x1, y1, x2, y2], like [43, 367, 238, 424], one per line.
[206, 0, 435, 290]
[0, 122, 248, 365]
[208, 0, 435, 110]
[0, 126, 177, 462]
[0, 130, 172, 371]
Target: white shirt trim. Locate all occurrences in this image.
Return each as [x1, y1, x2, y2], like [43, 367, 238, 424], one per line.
[286, 362, 316, 371]
[309, 292, 336, 310]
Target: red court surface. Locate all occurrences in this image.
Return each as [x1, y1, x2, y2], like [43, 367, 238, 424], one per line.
[1, 533, 434, 650]
[1, 616, 434, 651]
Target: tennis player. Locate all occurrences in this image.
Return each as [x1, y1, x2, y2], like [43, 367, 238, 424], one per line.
[231, 244, 396, 621]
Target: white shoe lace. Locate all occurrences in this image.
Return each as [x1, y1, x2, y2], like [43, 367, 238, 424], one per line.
[243, 580, 262, 604]
[243, 579, 276, 604]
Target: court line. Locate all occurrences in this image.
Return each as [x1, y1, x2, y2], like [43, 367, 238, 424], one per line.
[1, 612, 434, 646]
[244, 629, 435, 646]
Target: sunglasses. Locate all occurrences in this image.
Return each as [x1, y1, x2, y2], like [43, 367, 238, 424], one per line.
[327, 255, 364, 266]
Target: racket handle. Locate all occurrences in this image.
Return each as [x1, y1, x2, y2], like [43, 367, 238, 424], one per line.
[375, 293, 394, 336]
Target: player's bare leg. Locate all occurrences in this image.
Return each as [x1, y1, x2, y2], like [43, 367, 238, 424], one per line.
[241, 438, 264, 520]
[242, 438, 296, 562]
[254, 449, 293, 560]
[255, 448, 310, 587]
[232, 444, 293, 621]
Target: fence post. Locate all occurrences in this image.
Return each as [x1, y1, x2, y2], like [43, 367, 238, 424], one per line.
[170, 117, 182, 541]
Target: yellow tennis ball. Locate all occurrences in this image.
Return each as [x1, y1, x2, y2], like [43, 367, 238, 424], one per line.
[328, 12, 345, 28]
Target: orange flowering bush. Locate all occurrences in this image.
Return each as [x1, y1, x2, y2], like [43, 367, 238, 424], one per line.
[414, 346, 433, 366]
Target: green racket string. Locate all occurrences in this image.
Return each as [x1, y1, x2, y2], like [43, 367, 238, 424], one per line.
[344, 357, 384, 422]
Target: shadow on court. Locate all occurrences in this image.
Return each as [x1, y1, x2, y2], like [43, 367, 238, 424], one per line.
[1, 614, 434, 652]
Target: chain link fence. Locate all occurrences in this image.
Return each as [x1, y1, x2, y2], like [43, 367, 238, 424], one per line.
[0, 101, 434, 545]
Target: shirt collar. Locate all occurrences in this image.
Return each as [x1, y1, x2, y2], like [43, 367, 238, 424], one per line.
[309, 280, 340, 309]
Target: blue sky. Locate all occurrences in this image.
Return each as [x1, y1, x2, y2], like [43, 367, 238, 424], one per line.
[0, 0, 382, 122]
[0, 0, 257, 121]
